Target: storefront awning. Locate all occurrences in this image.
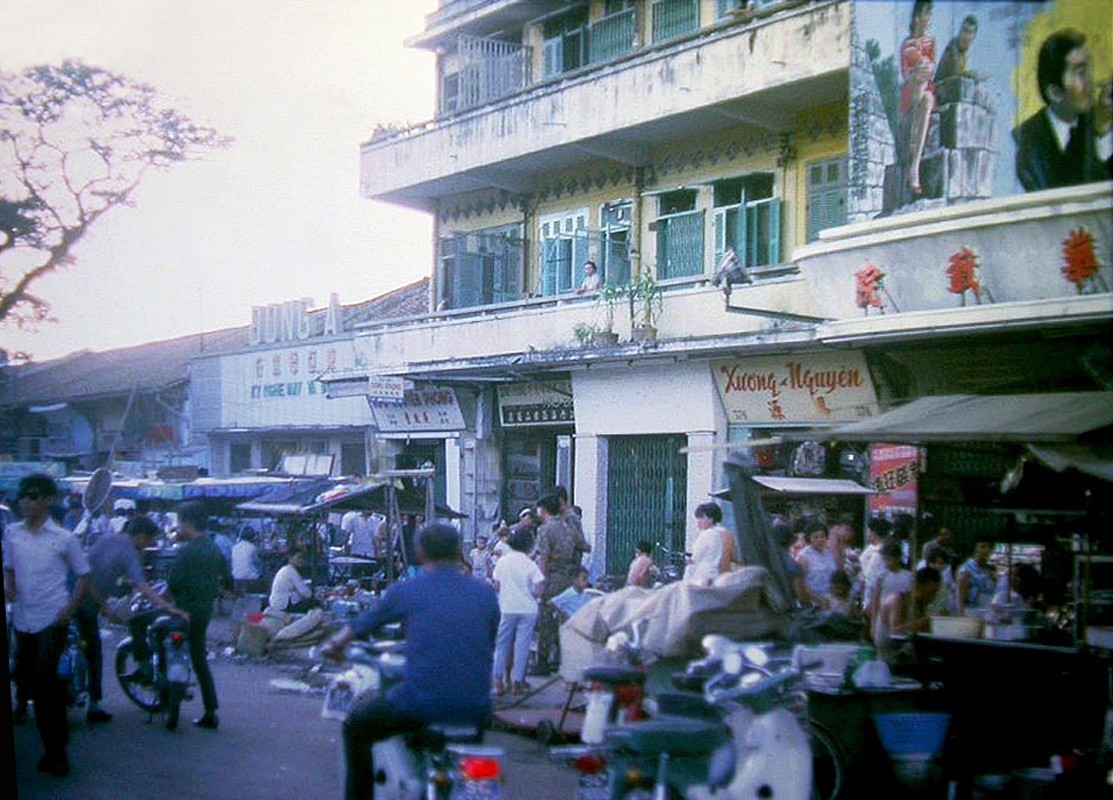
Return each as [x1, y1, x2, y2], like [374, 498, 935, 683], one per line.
[787, 392, 1113, 445]
[711, 476, 874, 499]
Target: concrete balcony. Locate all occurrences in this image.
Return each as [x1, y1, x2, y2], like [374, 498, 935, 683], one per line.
[347, 275, 822, 379]
[363, 0, 849, 210]
[796, 182, 1113, 341]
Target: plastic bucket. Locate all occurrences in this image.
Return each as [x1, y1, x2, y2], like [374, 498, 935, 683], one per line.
[873, 712, 951, 759]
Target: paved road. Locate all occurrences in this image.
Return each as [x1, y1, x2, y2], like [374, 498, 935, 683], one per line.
[10, 629, 577, 799]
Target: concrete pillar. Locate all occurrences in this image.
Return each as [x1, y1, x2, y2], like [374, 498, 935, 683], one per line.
[685, 430, 718, 551]
[574, 433, 608, 579]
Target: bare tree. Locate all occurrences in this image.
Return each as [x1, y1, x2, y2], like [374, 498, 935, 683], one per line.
[0, 60, 230, 356]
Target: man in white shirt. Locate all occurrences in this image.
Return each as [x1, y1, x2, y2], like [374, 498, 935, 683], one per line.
[3, 474, 90, 777]
[231, 528, 263, 595]
[342, 509, 383, 559]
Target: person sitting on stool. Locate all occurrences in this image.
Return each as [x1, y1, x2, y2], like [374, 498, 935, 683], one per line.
[268, 547, 318, 614]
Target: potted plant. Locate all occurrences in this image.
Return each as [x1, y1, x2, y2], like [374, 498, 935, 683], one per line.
[628, 273, 663, 342]
[572, 321, 597, 346]
[591, 283, 624, 345]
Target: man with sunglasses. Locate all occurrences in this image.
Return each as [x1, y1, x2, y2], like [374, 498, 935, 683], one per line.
[3, 473, 90, 777]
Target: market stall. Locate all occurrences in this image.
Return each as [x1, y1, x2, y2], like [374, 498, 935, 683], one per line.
[780, 391, 1113, 787]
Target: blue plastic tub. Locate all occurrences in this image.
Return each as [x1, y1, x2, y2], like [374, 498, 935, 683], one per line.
[873, 712, 951, 758]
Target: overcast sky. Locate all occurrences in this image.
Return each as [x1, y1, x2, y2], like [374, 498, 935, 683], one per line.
[1, 0, 437, 362]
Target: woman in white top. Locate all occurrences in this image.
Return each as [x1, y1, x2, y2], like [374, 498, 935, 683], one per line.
[684, 502, 734, 585]
[491, 529, 544, 695]
[797, 521, 838, 607]
[268, 548, 315, 614]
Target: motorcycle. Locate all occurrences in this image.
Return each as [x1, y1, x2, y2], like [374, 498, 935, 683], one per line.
[320, 638, 506, 799]
[113, 585, 193, 730]
[653, 543, 688, 586]
[553, 636, 824, 800]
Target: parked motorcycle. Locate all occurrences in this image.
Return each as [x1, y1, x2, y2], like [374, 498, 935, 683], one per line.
[113, 586, 193, 730]
[320, 639, 506, 799]
[653, 543, 688, 586]
[553, 635, 829, 800]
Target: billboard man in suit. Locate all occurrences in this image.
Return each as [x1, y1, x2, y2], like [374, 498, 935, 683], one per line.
[1014, 29, 1111, 192]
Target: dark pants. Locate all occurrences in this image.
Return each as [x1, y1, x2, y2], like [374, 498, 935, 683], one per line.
[73, 606, 103, 703]
[16, 624, 69, 759]
[342, 695, 423, 800]
[186, 607, 218, 714]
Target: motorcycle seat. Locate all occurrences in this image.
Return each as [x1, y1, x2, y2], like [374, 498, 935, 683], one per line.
[655, 691, 723, 722]
[606, 716, 729, 757]
[408, 723, 484, 750]
[583, 665, 646, 686]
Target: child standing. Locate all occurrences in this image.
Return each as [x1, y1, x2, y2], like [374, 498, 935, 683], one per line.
[468, 533, 494, 584]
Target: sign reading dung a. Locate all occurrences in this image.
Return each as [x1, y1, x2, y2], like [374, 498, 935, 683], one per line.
[498, 381, 575, 427]
[369, 386, 466, 432]
[711, 351, 878, 425]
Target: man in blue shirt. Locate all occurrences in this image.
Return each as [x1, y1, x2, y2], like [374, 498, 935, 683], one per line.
[323, 522, 499, 800]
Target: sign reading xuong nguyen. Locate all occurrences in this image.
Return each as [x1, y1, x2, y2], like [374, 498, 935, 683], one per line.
[711, 351, 878, 425]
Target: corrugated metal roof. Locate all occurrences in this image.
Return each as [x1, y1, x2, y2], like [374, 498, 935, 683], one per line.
[2, 279, 429, 407]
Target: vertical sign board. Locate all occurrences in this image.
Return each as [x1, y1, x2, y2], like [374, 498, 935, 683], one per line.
[869, 444, 922, 517]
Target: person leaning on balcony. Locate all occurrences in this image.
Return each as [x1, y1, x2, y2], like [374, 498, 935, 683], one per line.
[575, 261, 601, 294]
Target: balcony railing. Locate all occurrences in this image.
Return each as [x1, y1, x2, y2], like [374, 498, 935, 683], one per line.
[652, 0, 700, 43]
[442, 35, 531, 116]
[588, 8, 637, 65]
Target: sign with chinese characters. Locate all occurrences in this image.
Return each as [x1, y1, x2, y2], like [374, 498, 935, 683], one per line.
[367, 376, 406, 401]
[368, 386, 465, 432]
[711, 351, 878, 425]
[497, 381, 575, 427]
[218, 341, 372, 428]
[869, 444, 922, 516]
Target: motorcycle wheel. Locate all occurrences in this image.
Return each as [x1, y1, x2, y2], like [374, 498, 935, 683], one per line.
[115, 642, 163, 713]
[165, 682, 185, 730]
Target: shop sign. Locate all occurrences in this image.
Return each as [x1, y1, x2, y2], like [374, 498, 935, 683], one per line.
[498, 381, 574, 427]
[869, 444, 921, 516]
[369, 386, 465, 432]
[711, 351, 878, 425]
[367, 376, 406, 402]
[248, 293, 343, 345]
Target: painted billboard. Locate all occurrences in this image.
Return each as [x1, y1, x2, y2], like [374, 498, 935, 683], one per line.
[849, 0, 1111, 221]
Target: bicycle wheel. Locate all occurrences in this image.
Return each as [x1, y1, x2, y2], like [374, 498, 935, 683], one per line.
[115, 642, 162, 713]
[805, 719, 844, 800]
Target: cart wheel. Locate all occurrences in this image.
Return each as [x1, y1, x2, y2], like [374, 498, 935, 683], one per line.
[536, 719, 558, 745]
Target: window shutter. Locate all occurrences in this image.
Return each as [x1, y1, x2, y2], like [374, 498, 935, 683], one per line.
[767, 198, 782, 264]
[713, 208, 726, 265]
[541, 238, 560, 296]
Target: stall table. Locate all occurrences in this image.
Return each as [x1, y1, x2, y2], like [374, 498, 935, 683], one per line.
[327, 556, 382, 588]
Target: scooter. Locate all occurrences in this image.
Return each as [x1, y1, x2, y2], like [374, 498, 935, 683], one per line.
[321, 639, 506, 799]
[553, 636, 816, 800]
[113, 587, 193, 730]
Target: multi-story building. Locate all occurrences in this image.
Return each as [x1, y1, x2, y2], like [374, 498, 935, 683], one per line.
[330, 0, 1111, 576]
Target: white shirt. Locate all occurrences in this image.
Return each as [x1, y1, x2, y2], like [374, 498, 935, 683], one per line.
[685, 525, 726, 583]
[3, 518, 90, 633]
[231, 539, 261, 580]
[269, 563, 313, 612]
[492, 550, 544, 615]
[579, 271, 601, 292]
[342, 511, 383, 558]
